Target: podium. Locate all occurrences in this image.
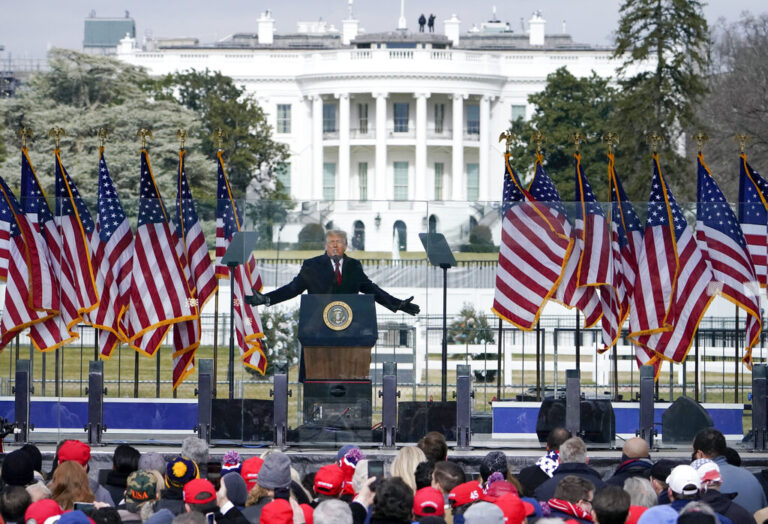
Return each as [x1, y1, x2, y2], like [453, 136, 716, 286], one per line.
[298, 294, 377, 437]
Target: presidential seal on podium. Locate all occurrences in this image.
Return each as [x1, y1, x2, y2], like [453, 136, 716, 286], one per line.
[323, 300, 353, 331]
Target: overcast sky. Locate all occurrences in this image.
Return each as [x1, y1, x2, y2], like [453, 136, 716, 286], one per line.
[1, 0, 765, 59]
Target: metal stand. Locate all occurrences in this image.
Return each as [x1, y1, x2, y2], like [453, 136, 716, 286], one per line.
[637, 365, 657, 448]
[195, 359, 214, 443]
[752, 364, 767, 450]
[14, 359, 32, 443]
[380, 362, 399, 448]
[271, 363, 290, 448]
[85, 361, 106, 444]
[565, 369, 581, 437]
[455, 364, 472, 449]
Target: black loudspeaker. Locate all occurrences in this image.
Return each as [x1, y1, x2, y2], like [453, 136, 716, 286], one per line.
[303, 380, 372, 430]
[397, 401, 457, 442]
[661, 396, 713, 445]
[536, 397, 615, 444]
[211, 399, 274, 442]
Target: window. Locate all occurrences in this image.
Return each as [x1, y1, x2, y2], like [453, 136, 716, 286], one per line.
[466, 163, 479, 201]
[466, 104, 480, 134]
[352, 220, 365, 250]
[276, 104, 291, 134]
[323, 162, 336, 200]
[434, 103, 445, 133]
[323, 103, 336, 133]
[358, 103, 369, 134]
[394, 220, 407, 251]
[275, 162, 291, 194]
[394, 103, 409, 132]
[510, 104, 526, 122]
[394, 161, 408, 201]
[434, 162, 444, 200]
[358, 162, 368, 201]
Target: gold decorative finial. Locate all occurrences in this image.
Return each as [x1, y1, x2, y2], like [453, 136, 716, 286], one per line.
[570, 131, 587, 152]
[693, 132, 709, 154]
[136, 128, 153, 149]
[734, 134, 751, 154]
[530, 130, 546, 156]
[498, 130, 515, 153]
[176, 129, 187, 150]
[48, 126, 66, 149]
[602, 132, 619, 155]
[212, 128, 225, 151]
[646, 132, 664, 153]
[98, 128, 109, 149]
[16, 128, 34, 149]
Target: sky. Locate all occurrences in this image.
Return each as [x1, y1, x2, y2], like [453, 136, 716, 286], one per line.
[1, 0, 766, 59]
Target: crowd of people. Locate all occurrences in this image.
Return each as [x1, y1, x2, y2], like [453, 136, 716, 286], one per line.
[0, 427, 766, 524]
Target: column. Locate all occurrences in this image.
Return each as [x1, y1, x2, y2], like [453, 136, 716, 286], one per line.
[375, 93, 388, 200]
[479, 95, 491, 202]
[452, 93, 466, 201]
[415, 92, 428, 201]
[312, 95, 323, 200]
[338, 93, 351, 201]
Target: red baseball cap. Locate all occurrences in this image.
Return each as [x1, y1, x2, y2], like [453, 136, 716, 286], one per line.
[183, 478, 217, 505]
[448, 481, 483, 508]
[241, 457, 264, 491]
[25, 499, 63, 524]
[481, 480, 519, 502]
[58, 440, 91, 466]
[260, 498, 292, 524]
[413, 487, 445, 517]
[494, 493, 535, 524]
[314, 464, 345, 496]
[300, 503, 314, 524]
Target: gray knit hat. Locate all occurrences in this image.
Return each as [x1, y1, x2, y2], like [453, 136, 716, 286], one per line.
[463, 501, 504, 524]
[222, 472, 248, 507]
[257, 452, 292, 490]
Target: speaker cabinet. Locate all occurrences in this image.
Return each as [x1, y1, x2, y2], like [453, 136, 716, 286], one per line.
[661, 396, 713, 444]
[536, 397, 615, 444]
[303, 380, 372, 430]
[397, 401, 457, 442]
[211, 399, 274, 442]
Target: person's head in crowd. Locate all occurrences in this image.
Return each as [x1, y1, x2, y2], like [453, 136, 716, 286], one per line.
[259, 498, 292, 524]
[415, 462, 435, 491]
[313, 499, 352, 524]
[57, 510, 91, 524]
[648, 459, 675, 495]
[665, 465, 701, 501]
[691, 428, 726, 461]
[547, 427, 572, 452]
[299, 503, 313, 524]
[313, 464, 344, 500]
[448, 481, 482, 515]
[125, 470, 163, 519]
[19, 445, 43, 479]
[146, 508, 175, 524]
[256, 452, 291, 493]
[432, 461, 466, 495]
[413, 487, 445, 520]
[221, 451, 242, 476]
[165, 457, 199, 490]
[1, 449, 34, 487]
[24, 498, 63, 524]
[622, 477, 656, 508]
[482, 473, 520, 502]
[621, 438, 650, 460]
[58, 440, 91, 470]
[390, 446, 427, 493]
[372, 477, 414, 523]
[552, 475, 594, 510]
[170, 512, 205, 524]
[690, 459, 722, 492]
[240, 457, 263, 493]
[590, 485, 630, 524]
[0, 485, 31, 524]
[138, 453, 167, 477]
[338, 447, 364, 498]
[677, 501, 718, 524]
[112, 444, 141, 476]
[206, 461, 222, 493]
[479, 451, 508, 484]
[302, 471, 317, 500]
[183, 479, 218, 514]
[559, 437, 588, 464]
[462, 501, 504, 524]
[220, 472, 248, 509]
[89, 507, 121, 524]
[25, 481, 52, 503]
[494, 493, 535, 524]
[418, 432, 448, 464]
[722, 447, 741, 467]
[180, 438, 209, 473]
[49, 460, 94, 511]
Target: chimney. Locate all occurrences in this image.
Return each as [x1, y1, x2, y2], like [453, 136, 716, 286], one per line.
[342, 0, 359, 46]
[444, 14, 461, 46]
[528, 10, 545, 46]
[258, 10, 275, 45]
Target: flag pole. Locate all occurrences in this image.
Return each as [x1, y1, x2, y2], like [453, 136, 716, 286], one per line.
[496, 316, 502, 400]
[213, 289, 219, 398]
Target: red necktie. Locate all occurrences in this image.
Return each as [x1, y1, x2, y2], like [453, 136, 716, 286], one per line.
[335, 260, 342, 285]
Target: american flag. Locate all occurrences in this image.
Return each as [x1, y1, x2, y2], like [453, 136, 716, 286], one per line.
[638, 155, 714, 364]
[215, 151, 266, 372]
[492, 154, 572, 330]
[172, 150, 217, 388]
[125, 150, 196, 357]
[697, 154, 760, 367]
[738, 154, 768, 290]
[86, 149, 133, 359]
[20, 150, 79, 351]
[0, 174, 54, 351]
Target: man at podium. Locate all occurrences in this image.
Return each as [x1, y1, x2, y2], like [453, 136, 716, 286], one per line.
[246, 230, 420, 315]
